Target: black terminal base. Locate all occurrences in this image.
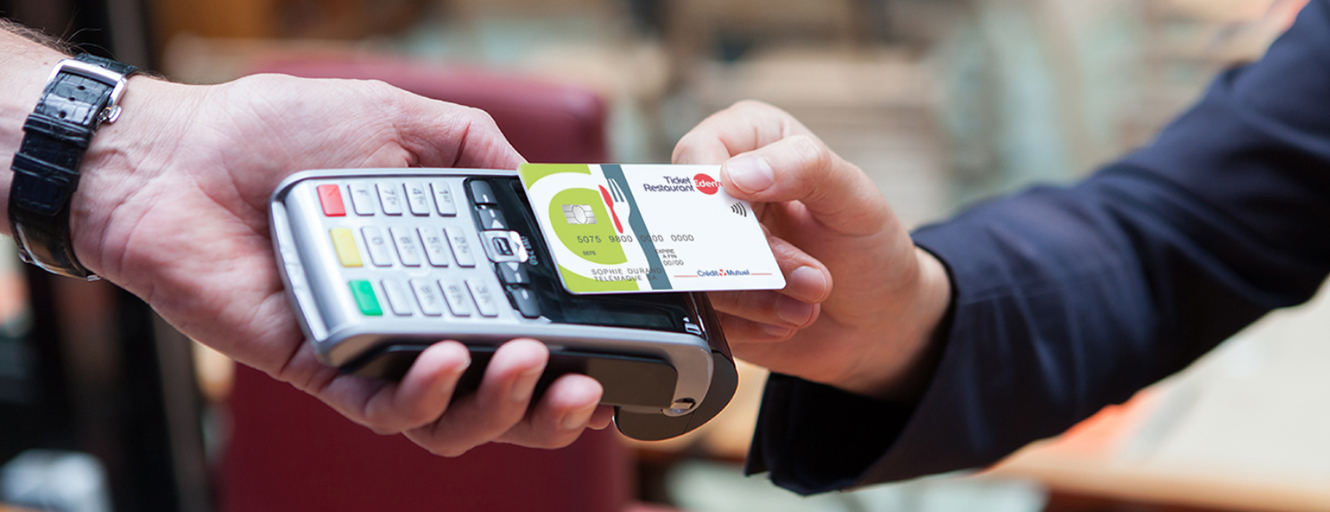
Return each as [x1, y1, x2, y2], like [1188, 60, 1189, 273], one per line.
[613, 350, 738, 441]
[341, 342, 738, 441]
[346, 344, 678, 408]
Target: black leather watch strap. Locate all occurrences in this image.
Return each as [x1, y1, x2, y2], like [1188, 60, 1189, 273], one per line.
[9, 54, 138, 279]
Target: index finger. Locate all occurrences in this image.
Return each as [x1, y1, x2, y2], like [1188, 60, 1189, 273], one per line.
[673, 101, 892, 236]
[672, 100, 816, 165]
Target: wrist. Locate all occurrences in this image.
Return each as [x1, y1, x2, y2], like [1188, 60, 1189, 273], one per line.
[69, 77, 199, 277]
[839, 246, 953, 402]
[885, 247, 953, 401]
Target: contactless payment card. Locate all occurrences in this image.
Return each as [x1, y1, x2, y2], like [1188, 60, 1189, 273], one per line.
[518, 164, 785, 294]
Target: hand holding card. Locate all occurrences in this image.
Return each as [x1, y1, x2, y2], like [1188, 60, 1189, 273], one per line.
[518, 164, 786, 295]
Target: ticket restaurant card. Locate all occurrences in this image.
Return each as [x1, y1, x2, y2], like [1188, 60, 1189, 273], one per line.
[517, 164, 786, 294]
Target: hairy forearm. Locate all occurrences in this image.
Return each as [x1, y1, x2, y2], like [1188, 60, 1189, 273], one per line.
[0, 24, 71, 139]
[0, 18, 73, 52]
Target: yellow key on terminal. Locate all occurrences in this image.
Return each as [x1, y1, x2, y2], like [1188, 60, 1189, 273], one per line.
[329, 228, 363, 267]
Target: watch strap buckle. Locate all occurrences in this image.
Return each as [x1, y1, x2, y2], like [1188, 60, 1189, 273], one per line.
[45, 58, 133, 126]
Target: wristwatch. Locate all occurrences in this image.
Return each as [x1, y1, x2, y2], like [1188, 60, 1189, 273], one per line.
[8, 54, 138, 280]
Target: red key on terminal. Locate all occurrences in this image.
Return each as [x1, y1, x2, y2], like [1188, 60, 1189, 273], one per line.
[317, 184, 346, 217]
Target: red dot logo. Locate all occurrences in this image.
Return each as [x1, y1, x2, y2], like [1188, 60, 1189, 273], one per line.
[694, 173, 720, 195]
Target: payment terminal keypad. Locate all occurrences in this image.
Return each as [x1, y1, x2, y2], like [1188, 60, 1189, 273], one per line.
[307, 177, 539, 323]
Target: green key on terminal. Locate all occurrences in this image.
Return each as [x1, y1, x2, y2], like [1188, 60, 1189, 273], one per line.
[349, 280, 383, 316]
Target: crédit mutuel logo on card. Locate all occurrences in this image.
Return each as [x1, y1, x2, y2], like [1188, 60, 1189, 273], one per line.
[697, 268, 754, 278]
[640, 173, 721, 195]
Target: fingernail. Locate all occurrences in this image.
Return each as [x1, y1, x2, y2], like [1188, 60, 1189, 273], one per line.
[443, 356, 471, 395]
[561, 404, 597, 430]
[775, 295, 815, 326]
[759, 323, 795, 338]
[511, 367, 544, 402]
[787, 266, 829, 302]
[724, 155, 775, 194]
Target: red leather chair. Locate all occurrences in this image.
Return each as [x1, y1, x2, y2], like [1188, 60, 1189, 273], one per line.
[219, 57, 633, 512]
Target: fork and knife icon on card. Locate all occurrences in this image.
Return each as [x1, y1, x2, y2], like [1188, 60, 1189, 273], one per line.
[597, 179, 631, 234]
[561, 179, 631, 235]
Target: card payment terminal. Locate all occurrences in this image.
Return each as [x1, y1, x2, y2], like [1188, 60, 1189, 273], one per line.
[269, 169, 738, 441]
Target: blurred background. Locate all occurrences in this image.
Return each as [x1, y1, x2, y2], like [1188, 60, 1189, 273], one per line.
[1, 0, 1328, 511]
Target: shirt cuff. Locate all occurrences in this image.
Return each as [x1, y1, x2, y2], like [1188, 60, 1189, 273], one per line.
[744, 224, 1021, 493]
[743, 373, 915, 495]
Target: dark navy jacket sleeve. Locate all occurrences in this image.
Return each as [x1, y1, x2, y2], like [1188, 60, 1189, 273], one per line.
[746, 0, 1330, 495]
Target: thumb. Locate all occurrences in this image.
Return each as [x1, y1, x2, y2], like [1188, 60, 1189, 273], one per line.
[391, 93, 526, 170]
[720, 135, 891, 236]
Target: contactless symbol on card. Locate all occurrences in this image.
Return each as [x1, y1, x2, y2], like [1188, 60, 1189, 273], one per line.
[518, 163, 785, 295]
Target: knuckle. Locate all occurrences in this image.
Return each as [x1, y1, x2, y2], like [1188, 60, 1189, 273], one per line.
[405, 406, 440, 428]
[361, 78, 399, 97]
[672, 133, 699, 159]
[785, 135, 838, 201]
[801, 305, 822, 328]
[461, 106, 499, 129]
[462, 403, 524, 438]
[787, 135, 832, 172]
[339, 79, 397, 108]
[360, 409, 400, 433]
[487, 411, 527, 435]
[354, 80, 408, 117]
[764, 326, 796, 341]
[234, 73, 290, 89]
[730, 99, 774, 114]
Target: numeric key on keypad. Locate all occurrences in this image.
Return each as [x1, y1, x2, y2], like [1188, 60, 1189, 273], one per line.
[431, 182, 457, 216]
[467, 280, 499, 317]
[418, 227, 451, 267]
[349, 182, 377, 215]
[445, 227, 477, 267]
[390, 227, 422, 266]
[406, 181, 431, 215]
[377, 182, 404, 215]
[410, 279, 445, 316]
[361, 227, 392, 267]
[441, 280, 472, 316]
[381, 279, 413, 316]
